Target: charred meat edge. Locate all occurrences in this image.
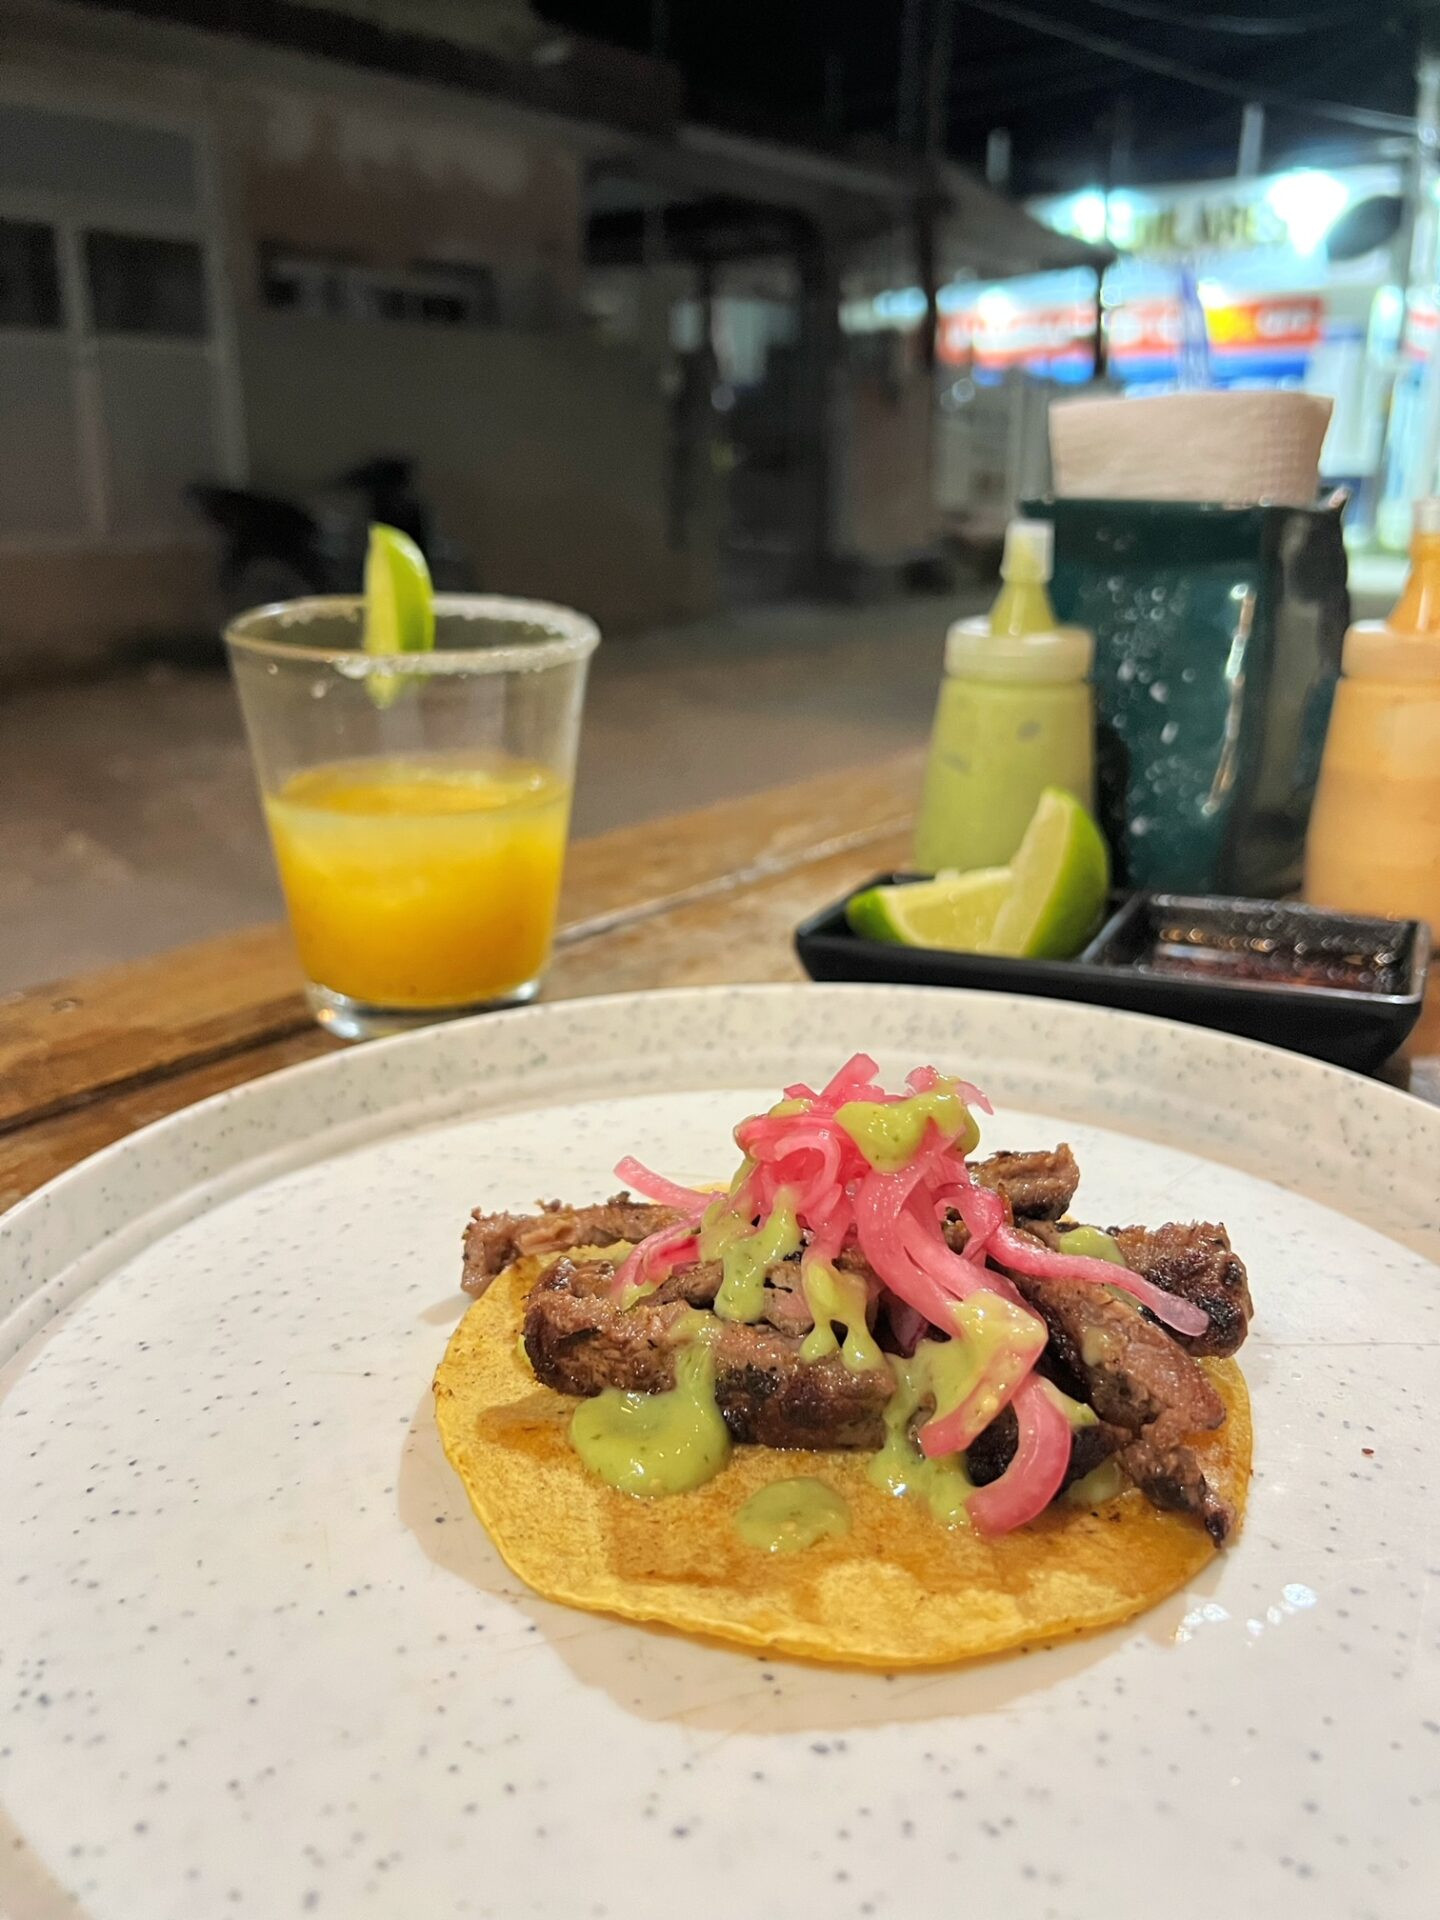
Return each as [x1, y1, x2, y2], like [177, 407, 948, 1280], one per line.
[1007, 1274, 1235, 1544]
[1006, 1216, 1252, 1360]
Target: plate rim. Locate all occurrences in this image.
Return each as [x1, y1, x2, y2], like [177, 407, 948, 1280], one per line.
[3, 981, 1436, 1370]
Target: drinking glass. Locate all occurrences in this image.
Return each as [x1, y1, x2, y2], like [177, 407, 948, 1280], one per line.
[226, 595, 598, 1040]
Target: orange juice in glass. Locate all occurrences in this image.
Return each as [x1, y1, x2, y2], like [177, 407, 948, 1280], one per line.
[227, 597, 597, 1039]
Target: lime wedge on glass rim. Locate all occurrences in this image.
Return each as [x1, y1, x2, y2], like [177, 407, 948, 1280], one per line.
[363, 523, 434, 703]
[982, 787, 1110, 959]
[847, 868, 1012, 948]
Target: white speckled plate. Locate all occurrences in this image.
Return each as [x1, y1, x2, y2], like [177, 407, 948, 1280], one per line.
[1, 984, 1438, 1920]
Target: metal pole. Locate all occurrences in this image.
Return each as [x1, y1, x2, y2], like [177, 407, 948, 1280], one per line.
[985, 127, 1012, 190]
[1108, 95, 1134, 190]
[1236, 102, 1265, 179]
[1413, 55, 1440, 289]
[642, 0, 669, 276]
[1407, 57, 1440, 505]
[918, 0, 956, 372]
[923, 0, 956, 163]
[898, 0, 923, 148]
[798, 227, 843, 589]
[824, 47, 844, 140]
[1376, 51, 1440, 544]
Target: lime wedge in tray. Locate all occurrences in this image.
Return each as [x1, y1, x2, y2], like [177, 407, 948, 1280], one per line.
[847, 867, 1011, 949]
[984, 787, 1109, 959]
[847, 788, 1110, 961]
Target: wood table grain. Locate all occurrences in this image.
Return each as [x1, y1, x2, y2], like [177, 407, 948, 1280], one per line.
[2, 744, 1434, 1213]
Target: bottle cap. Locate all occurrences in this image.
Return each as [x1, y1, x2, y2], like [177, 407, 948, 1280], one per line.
[1000, 518, 1054, 584]
[1415, 498, 1440, 536]
[944, 616, 1093, 683]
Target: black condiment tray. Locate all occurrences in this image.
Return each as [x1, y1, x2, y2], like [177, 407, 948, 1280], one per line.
[794, 875, 1430, 1074]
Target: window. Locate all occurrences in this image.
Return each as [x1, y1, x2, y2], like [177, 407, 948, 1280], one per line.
[258, 248, 498, 327]
[259, 245, 359, 318]
[407, 261, 498, 327]
[0, 102, 225, 544]
[0, 218, 62, 329]
[85, 231, 208, 337]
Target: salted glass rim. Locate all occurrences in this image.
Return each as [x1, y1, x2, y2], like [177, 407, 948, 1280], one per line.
[224, 594, 600, 675]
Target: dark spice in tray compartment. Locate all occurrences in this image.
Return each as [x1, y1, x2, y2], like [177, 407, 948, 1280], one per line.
[1140, 912, 1407, 994]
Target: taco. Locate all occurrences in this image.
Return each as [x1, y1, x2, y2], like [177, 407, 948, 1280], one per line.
[434, 1055, 1252, 1667]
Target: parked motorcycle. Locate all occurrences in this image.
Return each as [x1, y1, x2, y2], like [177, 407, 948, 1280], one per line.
[189, 458, 474, 619]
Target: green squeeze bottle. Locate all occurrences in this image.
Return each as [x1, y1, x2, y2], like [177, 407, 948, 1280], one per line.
[914, 519, 1095, 872]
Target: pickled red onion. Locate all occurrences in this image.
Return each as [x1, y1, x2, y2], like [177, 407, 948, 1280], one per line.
[819, 1052, 884, 1104]
[932, 1156, 1007, 1263]
[916, 1294, 1047, 1459]
[611, 1219, 699, 1302]
[907, 1065, 993, 1116]
[895, 1204, 1026, 1312]
[612, 1156, 712, 1218]
[851, 1156, 957, 1327]
[989, 1226, 1209, 1338]
[967, 1374, 1073, 1536]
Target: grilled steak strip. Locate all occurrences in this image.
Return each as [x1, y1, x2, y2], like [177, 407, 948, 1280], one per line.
[1106, 1222, 1252, 1358]
[523, 1257, 891, 1450]
[974, 1145, 1080, 1221]
[462, 1196, 681, 1295]
[644, 1256, 828, 1338]
[463, 1146, 1080, 1297]
[1022, 1216, 1251, 1359]
[1007, 1275, 1235, 1543]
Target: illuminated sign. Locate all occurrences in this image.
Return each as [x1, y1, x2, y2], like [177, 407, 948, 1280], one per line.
[1039, 170, 1363, 259]
[939, 294, 1323, 383]
[1126, 200, 1285, 255]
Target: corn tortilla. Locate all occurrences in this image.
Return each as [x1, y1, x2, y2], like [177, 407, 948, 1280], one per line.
[433, 1253, 1252, 1668]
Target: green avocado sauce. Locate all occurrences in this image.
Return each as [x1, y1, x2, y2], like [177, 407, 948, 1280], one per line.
[800, 1260, 884, 1372]
[943, 1291, 1040, 1432]
[835, 1081, 980, 1173]
[1055, 1225, 1125, 1264]
[1064, 1460, 1125, 1507]
[734, 1478, 852, 1553]
[700, 1191, 802, 1323]
[569, 1341, 732, 1497]
[867, 1327, 1097, 1526]
[868, 1350, 976, 1526]
[1046, 1378, 1098, 1430]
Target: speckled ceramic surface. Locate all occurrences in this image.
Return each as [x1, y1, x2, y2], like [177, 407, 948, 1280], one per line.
[1, 984, 1438, 1920]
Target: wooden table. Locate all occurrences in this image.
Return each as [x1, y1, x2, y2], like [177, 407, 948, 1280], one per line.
[2, 745, 1435, 1214]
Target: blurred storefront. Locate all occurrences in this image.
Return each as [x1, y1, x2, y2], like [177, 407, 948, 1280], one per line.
[0, 0, 1114, 670]
[0, 0, 710, 674]
[843, 162, 1419, 554]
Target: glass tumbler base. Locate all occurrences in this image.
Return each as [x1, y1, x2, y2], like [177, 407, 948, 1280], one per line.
[305, 977, 541, 1042]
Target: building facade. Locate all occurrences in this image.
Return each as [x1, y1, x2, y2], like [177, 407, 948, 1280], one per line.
[0, 0, 718, 673]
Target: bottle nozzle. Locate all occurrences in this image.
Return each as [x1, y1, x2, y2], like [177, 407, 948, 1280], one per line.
[1001, 518, 1054, 585]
